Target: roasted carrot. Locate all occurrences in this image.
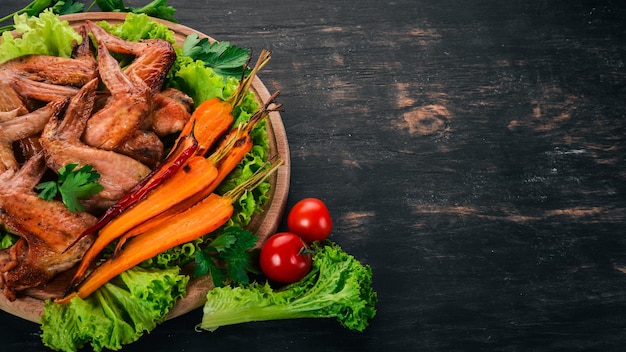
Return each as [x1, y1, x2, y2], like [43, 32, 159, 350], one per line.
[113, 95, 279, 242]
[66, 153, 219, 289]
[57, 160, 283, 304]
[111, 125, 253, 245]
[177, 49, 272, 156]
[110, 124, 249, 255]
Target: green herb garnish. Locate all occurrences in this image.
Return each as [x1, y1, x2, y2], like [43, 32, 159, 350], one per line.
[36, 163, 104, 213]
[182, 33, 251, 79]
[95, 0, 177, 23]
[194, 226, 258, 287]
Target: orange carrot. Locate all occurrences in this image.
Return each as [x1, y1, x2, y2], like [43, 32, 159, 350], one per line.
[114, 93, 281, 243]
[177, 49, 272, 156]
[57, 160, 283, 303]
[66, 154, 218, 289]
[179, 98, 233, 157]
[112, 127, 253, 244]
[114, 127, 248, 240]
[110, 126, 249, 254]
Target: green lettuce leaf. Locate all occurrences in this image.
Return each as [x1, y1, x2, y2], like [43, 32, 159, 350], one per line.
[96, 12, 176, 43]
[199, 241, 378, 332]
[0, 230, 18, 250]
[41, 266, 189, 352]
[0, 10, 81, 64]
[173, 60, 229, 105]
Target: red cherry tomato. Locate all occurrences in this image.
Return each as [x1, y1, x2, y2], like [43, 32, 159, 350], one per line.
[259, 232, 313, 284]
[287, 198, 332, 243]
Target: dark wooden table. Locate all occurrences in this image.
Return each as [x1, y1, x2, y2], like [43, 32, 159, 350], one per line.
[2, 0, 626, 351]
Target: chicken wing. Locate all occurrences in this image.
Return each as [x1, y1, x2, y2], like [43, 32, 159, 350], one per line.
[0, 100, 66, 172]
[87, 21, 176, 93]
[82, 41, 153, 151]
[40, 79, 151, 211]
[145, 88, 194, 137]
[0, 152, 97, 301]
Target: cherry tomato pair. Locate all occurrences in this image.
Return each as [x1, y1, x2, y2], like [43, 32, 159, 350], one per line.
[260, 198, 332, 283]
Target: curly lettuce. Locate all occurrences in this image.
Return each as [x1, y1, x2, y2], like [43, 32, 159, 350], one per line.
[199, 241, 378, 332]
[0, 230, 18, 250]
[41, 266, 188, 352]
[96, 12, 176, 43]
[0, 10, 81, 64]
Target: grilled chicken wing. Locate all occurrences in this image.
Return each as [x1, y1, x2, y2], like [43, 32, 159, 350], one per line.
[82, 37, 165, 165]
[146, 88, 194, 137]
[0, 152, 97, 301]
[0, 55, 97, 88]
[0, 79, 28, 113]
[0, 100, 67, 172]
[87, 21, 176, 93]
[40, 79, 151, 211]
[0, 25, 97, 109]
[82, 42, 153, 150]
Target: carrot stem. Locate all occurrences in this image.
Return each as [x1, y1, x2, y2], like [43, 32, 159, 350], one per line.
[176, 50, 272, 157]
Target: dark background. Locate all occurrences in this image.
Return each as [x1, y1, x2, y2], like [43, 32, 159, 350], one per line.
[1, 0, 626, 351]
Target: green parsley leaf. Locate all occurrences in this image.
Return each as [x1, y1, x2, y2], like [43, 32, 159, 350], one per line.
[182, 33, 251, 79]
[94, 0, 125, 11]
[51, 0, 85, 15]
[95, 0, 177, 23]
[35, 163, 104, 213]
[131, 0, 177, 23]
[21, 0, 54, 16]
[193, 227, 258, 286]
[35, 180, 59, 201]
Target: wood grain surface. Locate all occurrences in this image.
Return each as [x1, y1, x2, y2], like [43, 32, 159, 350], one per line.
[1, 1, 626, 351]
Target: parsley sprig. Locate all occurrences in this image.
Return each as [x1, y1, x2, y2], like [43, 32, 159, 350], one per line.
[182, 33, 252, 79]
[36, 163, 104, 213]
[194, 227, 258, 287]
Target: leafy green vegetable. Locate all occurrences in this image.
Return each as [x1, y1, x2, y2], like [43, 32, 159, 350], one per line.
[0, 0, 176, 34]
[182, 33, 251, 79]
[0, 0, 57, 33]
[36, 163, 104, 213]
[0, 10, 82, 64]
[95, 0, 177, 23]
[0, 230, 18, 250]
[194, 226, 258, 287]
[52, 0, 85, 15]
[199, 241, 378, 332]
[173, 59, 230, 106]
[96, 12, 176, 43]
[1, 0, 55, 19]
[41, 266, 189, 352]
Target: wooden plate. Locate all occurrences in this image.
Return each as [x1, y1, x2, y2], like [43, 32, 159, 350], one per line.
[0, 12, 290, 323]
